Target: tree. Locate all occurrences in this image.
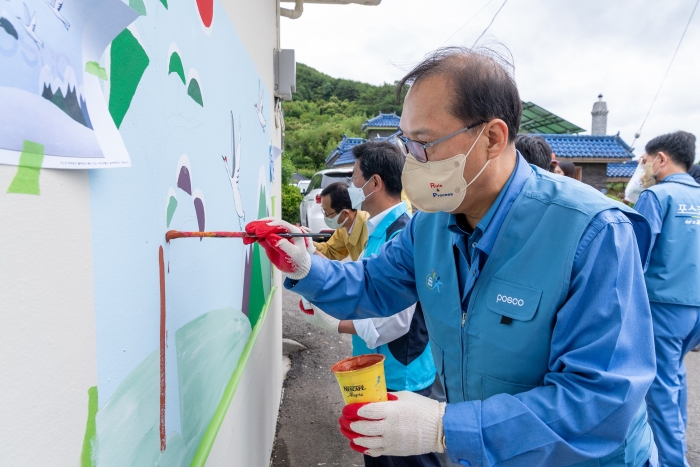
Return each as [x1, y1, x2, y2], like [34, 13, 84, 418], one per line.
[282, 64, 406, 172]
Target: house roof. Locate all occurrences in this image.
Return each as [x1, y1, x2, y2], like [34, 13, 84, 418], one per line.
[291, 172, 309, 182]
[542, 134, 633, 160]
[362, 112, 401, 131]
[325, 134, 366, 167]
[607, 162, 637, 178]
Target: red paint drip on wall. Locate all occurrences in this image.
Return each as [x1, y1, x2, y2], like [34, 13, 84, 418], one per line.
[159, 246, 166, 451]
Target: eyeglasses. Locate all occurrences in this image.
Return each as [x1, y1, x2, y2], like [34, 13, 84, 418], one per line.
[322, 209, 339, 218]
[393, 121, 487, 163]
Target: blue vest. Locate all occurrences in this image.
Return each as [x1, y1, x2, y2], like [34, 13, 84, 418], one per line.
[352, 202, 437, 392]
[413, 170, 653, 466]
[644, 176, 700, 306]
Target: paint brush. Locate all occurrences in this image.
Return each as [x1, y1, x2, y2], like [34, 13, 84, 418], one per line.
[165, 230, 331, 242]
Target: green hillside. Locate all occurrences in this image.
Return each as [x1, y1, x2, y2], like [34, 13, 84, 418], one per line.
[282, 63, 405, 172]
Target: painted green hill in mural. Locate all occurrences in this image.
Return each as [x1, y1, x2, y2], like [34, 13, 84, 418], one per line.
[93, 308, 251, 466]
[109, 29, 149, 128]
[243, 186, 272, 328]
[175, 308, 251, 463]
[187, 79, 203, 106]
[168, 52, 185, 84]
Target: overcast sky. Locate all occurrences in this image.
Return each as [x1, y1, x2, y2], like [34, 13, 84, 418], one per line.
[281, 0, 700, 158]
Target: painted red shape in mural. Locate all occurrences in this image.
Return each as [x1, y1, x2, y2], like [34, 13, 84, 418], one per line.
[196, 0, 213, 27]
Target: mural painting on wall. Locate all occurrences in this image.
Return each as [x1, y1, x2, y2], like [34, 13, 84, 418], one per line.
[83, 0, 274, 465]
[0, 0, 136, 168]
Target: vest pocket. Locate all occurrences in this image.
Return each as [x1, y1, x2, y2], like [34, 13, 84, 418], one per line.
[485, 278, 542, 321]
[482, 374, 537, 399]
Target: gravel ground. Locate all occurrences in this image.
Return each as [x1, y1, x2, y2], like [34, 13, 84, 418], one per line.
[271, 287, 700, 466]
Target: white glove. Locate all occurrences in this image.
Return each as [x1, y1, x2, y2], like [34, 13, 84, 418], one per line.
[339, 391, 446, 457]
[299, 298, 340, 333]
[244, 218, 315, 280]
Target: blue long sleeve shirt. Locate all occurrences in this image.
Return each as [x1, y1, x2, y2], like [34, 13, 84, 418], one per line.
[287, 157, 655, 465]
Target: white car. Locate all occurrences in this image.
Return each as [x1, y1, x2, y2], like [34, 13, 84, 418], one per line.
[300, 168, 353, 233]
[296, 179, 310, 193]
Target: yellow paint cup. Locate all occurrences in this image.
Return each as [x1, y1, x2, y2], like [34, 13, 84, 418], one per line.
[331, 354, 388, 404]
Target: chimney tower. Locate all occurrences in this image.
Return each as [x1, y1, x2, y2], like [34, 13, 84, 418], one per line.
[591, 94, 608, 135]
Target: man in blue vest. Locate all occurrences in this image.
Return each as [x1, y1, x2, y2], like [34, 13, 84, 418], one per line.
[634, 131, 700, 467]
[302, 140, 439, 467]
[246, 47, 656, 466]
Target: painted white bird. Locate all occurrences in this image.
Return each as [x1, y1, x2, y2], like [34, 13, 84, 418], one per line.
[44, 0, 70, 30]
[16, 3, 43, 49]
[254, 80, 266, 130]
[222, 112, 245, 228]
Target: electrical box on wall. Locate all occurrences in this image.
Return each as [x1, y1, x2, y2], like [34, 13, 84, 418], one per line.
[274, 49, 296, 101]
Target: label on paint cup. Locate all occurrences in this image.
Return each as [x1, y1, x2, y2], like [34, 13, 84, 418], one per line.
[330, 354, 388, 405]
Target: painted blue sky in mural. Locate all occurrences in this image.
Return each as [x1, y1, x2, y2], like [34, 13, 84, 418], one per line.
[89, 0, 272, 463]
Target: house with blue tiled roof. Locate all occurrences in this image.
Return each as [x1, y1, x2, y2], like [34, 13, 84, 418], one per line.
[324, 134, 366, 168]
[607, 162, 638, 181]
[542, 96, 634, 190]
[543, 133, 633, 189]
[363, 112, 401, 140]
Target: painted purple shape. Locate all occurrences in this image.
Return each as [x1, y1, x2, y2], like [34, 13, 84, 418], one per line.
[177, 167, 192, 195]
[241, 246, 253, 317]
[193, 197, 205, 232]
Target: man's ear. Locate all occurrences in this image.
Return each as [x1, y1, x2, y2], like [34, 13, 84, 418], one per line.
[657, 151, 669, 166]
[485, 119, 509, 161]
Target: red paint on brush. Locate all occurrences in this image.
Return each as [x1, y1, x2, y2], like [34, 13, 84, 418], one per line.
[159, 246, 166, 451]
[165, 230, 327, 243]
[165, 230, 247, 242]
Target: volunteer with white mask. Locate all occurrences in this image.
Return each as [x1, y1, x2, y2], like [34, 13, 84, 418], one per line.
[245, 47, 656, 466]
[314, 182, 369, 262]
[634, 131, 700, 467]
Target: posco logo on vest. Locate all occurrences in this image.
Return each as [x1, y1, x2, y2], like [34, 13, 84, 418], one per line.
[426, 269, 443, 293]
[496, 294, 524, 306]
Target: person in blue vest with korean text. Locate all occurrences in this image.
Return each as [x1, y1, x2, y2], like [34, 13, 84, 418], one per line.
[245, 47, 657, 466]
[301, 140, 439, 467]
[634, 131, 700, 467]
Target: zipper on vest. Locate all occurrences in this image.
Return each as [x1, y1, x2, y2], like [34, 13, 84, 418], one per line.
[461, 311, 466, 327]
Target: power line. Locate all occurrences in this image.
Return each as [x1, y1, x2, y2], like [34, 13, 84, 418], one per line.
[631, 0, 699, 149]
[472, 0, 509, 47]
[440, 0, 496, 46]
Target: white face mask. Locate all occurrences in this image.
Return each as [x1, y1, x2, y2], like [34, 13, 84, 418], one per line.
[624, 162, 646, 203]
[641, 155, 660, 188]
[348, 177, 375, 210]
[324, 210, 348, 230]
[401, 125, 487, 213]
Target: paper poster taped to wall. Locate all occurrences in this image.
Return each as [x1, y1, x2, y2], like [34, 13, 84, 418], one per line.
[0, 0, 137, 168]
[86, 0, 274, 464]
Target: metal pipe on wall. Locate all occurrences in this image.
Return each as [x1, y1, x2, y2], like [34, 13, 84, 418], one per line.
[280, 0, 303, 19]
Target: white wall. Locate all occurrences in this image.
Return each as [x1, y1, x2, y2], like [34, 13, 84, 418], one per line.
[0, 167, 97, 466]
[0, 0, 284, 465]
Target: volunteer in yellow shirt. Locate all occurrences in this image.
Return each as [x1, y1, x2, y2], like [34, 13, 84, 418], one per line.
[313, 182, 369, 261]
